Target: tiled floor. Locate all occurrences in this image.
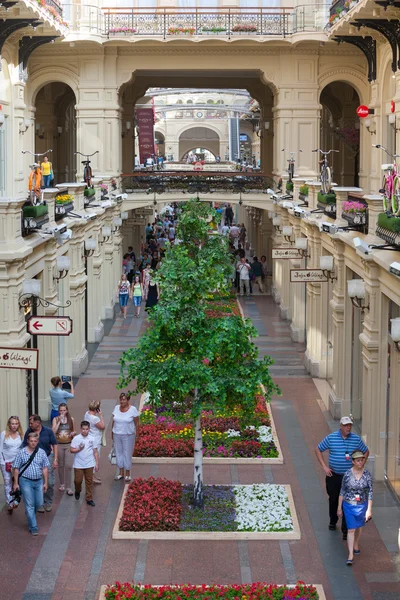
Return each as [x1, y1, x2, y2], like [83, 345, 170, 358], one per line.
[1, 297, 399, 600]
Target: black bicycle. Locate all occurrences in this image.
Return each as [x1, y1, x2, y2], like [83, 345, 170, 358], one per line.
[313, 148, 339, 194]
[282, 149, 302, 182]
[75, 151, 99, 188]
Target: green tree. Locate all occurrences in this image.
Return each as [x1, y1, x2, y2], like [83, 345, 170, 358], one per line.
[119, 200, 279, 507]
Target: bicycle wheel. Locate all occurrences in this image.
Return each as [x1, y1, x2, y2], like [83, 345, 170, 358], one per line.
[381, 174, 390, 212]
[288, 162, 294, 182]
[392, 175, 400, 216]
[321, 166, 331, 194]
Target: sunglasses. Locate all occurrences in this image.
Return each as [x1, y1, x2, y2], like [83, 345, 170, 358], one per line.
[10, 416, 20, 420]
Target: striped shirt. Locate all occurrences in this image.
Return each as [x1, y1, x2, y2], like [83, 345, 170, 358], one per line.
[318, 430, 368, 475]
[13, 447, 50, 480]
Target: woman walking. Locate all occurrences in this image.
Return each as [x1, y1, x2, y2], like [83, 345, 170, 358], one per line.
[117, 273, 131, 319]
[12, 432, 49, 535]
[132, 275, 144, 318]
[49, 376, 74, 422]
[112, 393, 139, 482]
[52, 403, 76, 496]
[145, 276, 159, 311]
[84, 400, 105, 484]
[0, 416, 24, 513]
[337, 450, 373, 565]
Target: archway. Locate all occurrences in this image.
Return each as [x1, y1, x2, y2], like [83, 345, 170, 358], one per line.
[155, 131, 165, 158]
[320, 82, 361, 187]
[183, 148, 216, 162]
[179, 126, 220, 161]
[35, 82, 77, 183]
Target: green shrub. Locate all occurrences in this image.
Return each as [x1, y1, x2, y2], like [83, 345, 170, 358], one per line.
[318, 191, 336, 205]
[286, 182, 294, 192]
[299, 184, 309, 196]
[377, 212, 400, 233]
[84, 187, 96, 197]
[23, 204, 48, 218]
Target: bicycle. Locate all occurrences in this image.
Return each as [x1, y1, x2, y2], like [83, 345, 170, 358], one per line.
[282, 149, 302, 182]
[373, 144, 400, 214]
[22, 149, 53, 204]
[74, 151, 99, 188]
[312, 148, 339, 194]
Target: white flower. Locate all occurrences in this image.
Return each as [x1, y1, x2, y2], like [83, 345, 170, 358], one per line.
[226, 429, 241, 437]
[257, 426, 273, 444]
[233, 484, 294, 532]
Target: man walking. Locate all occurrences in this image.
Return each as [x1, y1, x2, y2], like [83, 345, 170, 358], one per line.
[237, 257, 251, 297]
[251, 257, 264, 293]
[23, 415, 58, 513]
[316, 416, 369, 539]
[225, 204, 234, 227]
[70, 421, 99, 507]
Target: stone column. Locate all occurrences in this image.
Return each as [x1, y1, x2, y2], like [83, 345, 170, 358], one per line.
[364, 194, 384, 235]
[307, 182, 322, 211]
[85, 219, 105, 344]
[333, 187, 363, 228]
[289, 219, 306, 343]
[276, 210, 292, 321]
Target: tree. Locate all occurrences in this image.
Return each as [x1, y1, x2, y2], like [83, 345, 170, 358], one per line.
[119, 199, 279, 507]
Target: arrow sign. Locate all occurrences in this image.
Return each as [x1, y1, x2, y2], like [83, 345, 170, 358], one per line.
[27, 316, 73, 336]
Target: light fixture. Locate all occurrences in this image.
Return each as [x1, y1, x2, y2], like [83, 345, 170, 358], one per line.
[390, 318, 400, 351]
[121, 121, 132, 138]
[320, 255, 337, 282]
[347, 279, 369, 312]
[268, 211, 276, 219]
[54, 255, 70, 281]
[364, 118, 376, 135]
[388, 113, 400, 132]
[100, 225, 111, 244]
[272, 215, 282, 231]
[282, 225, 294, 243]
[254, 121, 263, 138]
[53, 126, 63, 139]
[84, 238, 96, 258]
[19, 278, 71, 310]
[295, 237, 309, 258]
[19, 118, 30, 134]
[121, 211, 129, 220]
[112, 217, 122, 232]
[0, 112, 5, 126]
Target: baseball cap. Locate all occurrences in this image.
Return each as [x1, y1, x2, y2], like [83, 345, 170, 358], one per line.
[351, 451, 365, 460]
[340, 416, 353, 425]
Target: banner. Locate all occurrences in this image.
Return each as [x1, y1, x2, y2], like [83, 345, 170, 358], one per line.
[136, 108, 155, 164]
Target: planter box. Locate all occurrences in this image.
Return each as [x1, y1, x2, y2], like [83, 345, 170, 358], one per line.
[84, 187, 96, 198]
[22, 204, 48, 218]
[317, 191, 336, 204]
[286, 182, 294, 192]
[342, 211, 367, 226]
[299, 193, 309, 204]
[376, 212, 400, 245]
[55, 201, 74, 216]
[318, 201, 336, 217]
[22, 204, 49, 234]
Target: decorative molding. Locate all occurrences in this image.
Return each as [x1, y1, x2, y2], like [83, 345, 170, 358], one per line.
[0, 19, 42, 70]
[334, 35, 377, 82]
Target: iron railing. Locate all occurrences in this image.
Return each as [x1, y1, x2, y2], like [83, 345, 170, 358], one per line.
[46, 0, 63, 18]
[330, 0, 347, 17]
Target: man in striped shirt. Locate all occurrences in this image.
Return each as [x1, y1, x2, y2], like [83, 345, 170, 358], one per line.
[316, 416, 369, 540]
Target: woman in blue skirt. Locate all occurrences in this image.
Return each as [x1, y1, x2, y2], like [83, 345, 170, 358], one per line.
[338, 450, 373, 566]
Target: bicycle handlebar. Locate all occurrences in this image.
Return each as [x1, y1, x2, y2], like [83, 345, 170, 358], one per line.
[22, 149, 53, 157]
[313, 149, 339, 155]
[75, 151, 99, 159]
[373, 144, 400, 159]
[282, 149, 302, 154]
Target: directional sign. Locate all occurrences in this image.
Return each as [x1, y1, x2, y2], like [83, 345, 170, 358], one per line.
[272, 248, 303, 259]
[0, 347, 38, 370]
[290, 269, 328, 283]
[27, 316, 73, 336]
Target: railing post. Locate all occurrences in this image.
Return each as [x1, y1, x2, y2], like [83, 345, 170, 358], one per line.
[164, 8, 166, 40]
[228, 8, 231, 40]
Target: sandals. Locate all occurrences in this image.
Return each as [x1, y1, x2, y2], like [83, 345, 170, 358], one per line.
[125, 476, 132, 482]
[66, 489, 74, 496]
[93, 477, 102, 485]
[59, 485, 65, 492]
[346, 559, 353, 566]
[354, 549, 360, 555]
[114, 475, 123, 481]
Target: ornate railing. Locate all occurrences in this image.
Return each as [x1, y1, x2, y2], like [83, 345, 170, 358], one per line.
[121, 171, 276, 194]
[46, 0, 63, 18]
[330, 0, 347, 15]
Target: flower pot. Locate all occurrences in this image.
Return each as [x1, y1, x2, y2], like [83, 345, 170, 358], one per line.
[342, 211, 367, 226]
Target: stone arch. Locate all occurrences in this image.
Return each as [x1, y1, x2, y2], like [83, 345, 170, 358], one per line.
[179, 126, 220, 161]
[27, 68, 79, 108]
[317, 68, 369, 106]
[176, 121, 222, 140]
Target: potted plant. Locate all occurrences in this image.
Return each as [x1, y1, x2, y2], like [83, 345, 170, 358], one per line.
[376, 212, 400, 245]
[109, 27, 137, 35]
[168, 26, 196, 35]
[318, 191, 336, 216]
[55, 193, 74, 216]
[342, 200, 367, 225]
[286, 181, 294, 192]
[201, 26, 226, 33]
[231, 24, 258, 33]
[299, 184, 309, 202]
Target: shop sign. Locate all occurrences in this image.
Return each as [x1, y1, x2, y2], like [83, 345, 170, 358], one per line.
[356, 105, 369, 118]
[272, 248, 303, 259]
[0, 347, 39, 370]
[134, 208, 154, 215]
[290, 269, 328, 283]
[27, 316, 72, 336]
[391, 100, 395, 113]
[136, 108, 156, 164]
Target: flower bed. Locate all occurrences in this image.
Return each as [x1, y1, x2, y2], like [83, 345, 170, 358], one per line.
[109, 27, 137, 34]
[117, 478, 297, 536]
[231, 24, 257, 32]
[201, 26, 226, 33]
[55, 193, 74, 205]
[135, 394, 279, 460]
[104, 582, 321, 600]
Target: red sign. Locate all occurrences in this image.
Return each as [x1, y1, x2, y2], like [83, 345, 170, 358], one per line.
[136, 108, 155, 165]
[391, 100, 395, 113]
[357, 105, 369, 118]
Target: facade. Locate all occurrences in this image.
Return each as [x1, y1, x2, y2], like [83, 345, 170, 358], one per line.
[0, 0, 400, 497]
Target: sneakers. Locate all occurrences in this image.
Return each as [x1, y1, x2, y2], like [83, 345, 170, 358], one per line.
[31, 530, 39, 536]
[328, 523, 336, 531]
[86, 500, 95, 507]
[37, 506, 45, 513]
[75, 492, 80, 500]
[44, 504, 52, 512]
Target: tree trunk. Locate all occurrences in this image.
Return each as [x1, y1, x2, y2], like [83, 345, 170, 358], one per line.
[193, 392, 204, 508]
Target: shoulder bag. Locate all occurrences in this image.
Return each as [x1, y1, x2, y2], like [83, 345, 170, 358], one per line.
[11, 446, 40, 504]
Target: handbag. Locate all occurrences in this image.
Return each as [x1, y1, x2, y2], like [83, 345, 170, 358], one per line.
[108, 445, 117, 465]
[5, 462, 12, 473]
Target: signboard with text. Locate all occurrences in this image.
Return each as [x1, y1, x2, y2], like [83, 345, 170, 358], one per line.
[0, 347, 39, 370]
[28, 316, 73, 336]
[136, 108, 155, 165]
[290, 269, 328, 283]
[356, 105, 369, 118]
[272, 248, 303, 260]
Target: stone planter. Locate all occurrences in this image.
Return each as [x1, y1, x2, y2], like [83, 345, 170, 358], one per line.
[318, 201, 336, 217]
[376, 212, 400, 245]
[22, 203, 49, 234]
[342, 211, 367, 226]
[298, 193, 308, 205]
[55, 201, 74, 217]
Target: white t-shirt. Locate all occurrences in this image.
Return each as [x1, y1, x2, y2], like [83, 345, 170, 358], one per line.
[237, 262, 250, 280]
[84, 412, 102, 450]
[168, 227, 175, 239]
[112, 405, 139, 435]
[221, 225, 229, 235]
[71, 433, 96, 469]
[0, 432, 22, 464]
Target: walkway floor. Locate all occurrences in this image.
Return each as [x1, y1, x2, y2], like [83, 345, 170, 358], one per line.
[1, 297, 400, 600]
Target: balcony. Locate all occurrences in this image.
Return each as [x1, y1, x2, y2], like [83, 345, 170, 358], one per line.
[62, 4, 330, 40]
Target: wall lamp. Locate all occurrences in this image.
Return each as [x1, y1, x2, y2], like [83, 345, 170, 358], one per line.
[347, 279, 369, 312]
[295, 237, 309, 258]
[84, 238, 96, 258]
[18, 278, 71, 310]
[272, 215, 282, 232]
[364, 118, 376, 135]
[35, 122, 45, 139]
[282, 225, 294, 243]
[53, 126, 63, 139]
[0, 111, 5, 126]
[390, 318, 400, 351]
[388, 113, 400, 132]
[121, 121, 132, 138]
[100, 225, 111, 244]
[121, 211, 129, 221]
[19, 119, 31, 134]
[319, 255, 337, 282]
[268, 211, 276, 219]
[54, 255, 70, 282]
[112, 217, 122, 232]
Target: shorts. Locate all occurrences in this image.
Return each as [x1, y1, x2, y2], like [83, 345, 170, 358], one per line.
[119, 293, 129, 307]
[133, 296, 142, 307]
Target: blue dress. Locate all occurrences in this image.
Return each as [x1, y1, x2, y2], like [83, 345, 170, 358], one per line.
[340, 468, 373, 529]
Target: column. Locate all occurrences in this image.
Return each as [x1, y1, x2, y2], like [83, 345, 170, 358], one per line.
[277, 210, 292, 321]
[289, 219, 306, 343]
[86, 219, 105, 343]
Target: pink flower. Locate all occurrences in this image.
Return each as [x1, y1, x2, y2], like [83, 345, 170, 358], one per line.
[202, 358, 210, 365]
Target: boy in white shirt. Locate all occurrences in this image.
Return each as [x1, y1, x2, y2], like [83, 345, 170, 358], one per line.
[70, 421, 99, 506]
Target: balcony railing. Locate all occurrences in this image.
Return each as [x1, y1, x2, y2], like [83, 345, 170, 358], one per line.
[46, 0, 63, 18]
[62, 4, 330, 38]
